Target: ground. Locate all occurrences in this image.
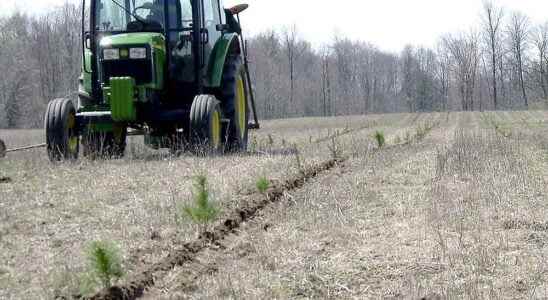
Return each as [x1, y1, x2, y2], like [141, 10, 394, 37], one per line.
[1, 111, 548, 299]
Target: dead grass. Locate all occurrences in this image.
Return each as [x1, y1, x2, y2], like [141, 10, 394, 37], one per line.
[145, 111, 548, 299]
[2, 112, 548, 299]
[0, 114, 412, 299]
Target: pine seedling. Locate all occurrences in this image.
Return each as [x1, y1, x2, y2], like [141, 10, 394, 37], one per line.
[374, 131, 385, 149]
[256, 176, 270, 194]
[183, 175, 220, 228]
[86, 241, 124, 289]
[250, 136, 258, 153]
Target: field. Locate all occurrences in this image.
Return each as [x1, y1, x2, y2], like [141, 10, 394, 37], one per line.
[2, 111, 548, 299]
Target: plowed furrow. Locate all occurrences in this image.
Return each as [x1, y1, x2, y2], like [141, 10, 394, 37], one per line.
[86, 158, 345, 300]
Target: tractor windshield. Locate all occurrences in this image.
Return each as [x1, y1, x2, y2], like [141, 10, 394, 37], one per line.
[96, 0, 166, 31]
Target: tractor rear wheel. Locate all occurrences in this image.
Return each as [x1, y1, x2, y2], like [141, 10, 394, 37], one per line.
[221, 55, 249, 152]
[82, 125, 127, 159]
[45, 98, 80, 162]
[189, 95, 223, 154]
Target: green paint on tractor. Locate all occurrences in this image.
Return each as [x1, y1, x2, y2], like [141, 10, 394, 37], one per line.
[109, 77, 137, 122]
[206, 33, 238, 88]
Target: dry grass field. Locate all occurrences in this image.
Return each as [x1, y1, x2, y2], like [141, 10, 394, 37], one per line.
[1, 111, 548, 299]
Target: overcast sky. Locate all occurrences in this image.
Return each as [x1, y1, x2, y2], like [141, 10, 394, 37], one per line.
[1, 0, 547, 52]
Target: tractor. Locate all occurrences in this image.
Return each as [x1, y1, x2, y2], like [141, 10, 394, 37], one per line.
[44, 0, 259, 161]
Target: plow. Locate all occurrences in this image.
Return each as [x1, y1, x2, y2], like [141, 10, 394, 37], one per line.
[0, 141, 46, 159]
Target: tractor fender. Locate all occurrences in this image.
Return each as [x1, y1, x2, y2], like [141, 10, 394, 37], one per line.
[206, 33, 241, 88]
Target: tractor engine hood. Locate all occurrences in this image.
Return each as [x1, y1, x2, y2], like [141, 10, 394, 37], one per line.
[98, 32, 166, 91]
[99, 32, 166, 50]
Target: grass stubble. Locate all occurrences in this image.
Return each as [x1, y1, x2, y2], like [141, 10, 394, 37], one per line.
[0, 114, 406, 298]
[147, 112, 548, 299]
[2, 112, 548, 299]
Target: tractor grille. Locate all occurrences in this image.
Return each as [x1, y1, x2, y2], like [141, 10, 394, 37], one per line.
[102, 59, 153, 85]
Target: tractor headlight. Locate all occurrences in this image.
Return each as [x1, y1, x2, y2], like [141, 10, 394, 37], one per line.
[130, 48, 147, 59]
[103, 48, 120, 60]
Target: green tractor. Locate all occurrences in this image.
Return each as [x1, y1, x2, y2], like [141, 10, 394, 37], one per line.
[45, 0, 259, 161]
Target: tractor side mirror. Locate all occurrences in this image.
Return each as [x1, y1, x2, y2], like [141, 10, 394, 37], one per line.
[229, 4, 249, 15]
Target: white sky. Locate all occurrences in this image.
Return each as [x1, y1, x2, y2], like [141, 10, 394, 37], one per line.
[1, 0, 547, 52]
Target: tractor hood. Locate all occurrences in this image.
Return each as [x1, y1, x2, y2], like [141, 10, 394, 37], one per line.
[99, 32, 165, 50]
[98, 32, 167, 91]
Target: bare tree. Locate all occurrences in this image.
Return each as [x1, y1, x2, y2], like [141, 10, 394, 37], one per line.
[532, 22, 548, 100]
[507, 11, 531, 107]
[435, 43, 451, 111]
[282, 24, 303, 105]
[481, 0, 504, 109]
[4, 5, 548, 128]
[320, 47, 332, 116]
[442, 32, 480, 111]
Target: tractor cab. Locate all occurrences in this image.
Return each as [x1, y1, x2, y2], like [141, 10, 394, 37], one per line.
[44, 0, 258, 161]
[91, 0, 227, 102]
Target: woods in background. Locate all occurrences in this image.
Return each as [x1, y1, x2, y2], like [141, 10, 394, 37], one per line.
[1, 1, 547, 128]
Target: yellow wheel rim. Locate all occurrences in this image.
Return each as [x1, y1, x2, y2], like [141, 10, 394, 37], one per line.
[211, 110, 221, 149]
[67, 113, 75, 129]
[68, 137, 78, 153]
[236, 75, 247, 140]
[67, 113, 78, 153]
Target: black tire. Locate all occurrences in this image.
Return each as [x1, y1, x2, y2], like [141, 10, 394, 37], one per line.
[189, 95, 223, 154]
[220, 55, 249, 152]
[82, 124, 127, 159]
[45, 98, 79, 162]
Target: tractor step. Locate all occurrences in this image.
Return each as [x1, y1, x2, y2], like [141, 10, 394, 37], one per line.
[77, 111, 112, 117]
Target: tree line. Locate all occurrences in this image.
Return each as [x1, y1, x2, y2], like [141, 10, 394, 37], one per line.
[1, 1, 547, 128]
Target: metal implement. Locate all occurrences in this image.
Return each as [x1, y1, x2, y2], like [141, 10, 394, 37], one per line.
[0, 139, 46, 158]
[235, 11, 260, 130]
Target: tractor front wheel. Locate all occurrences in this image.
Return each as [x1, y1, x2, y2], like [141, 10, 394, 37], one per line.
[189, 95, 223, 154]
[45, 98, 80, 162]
